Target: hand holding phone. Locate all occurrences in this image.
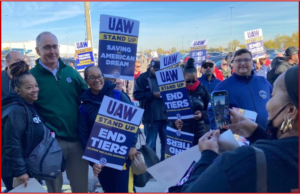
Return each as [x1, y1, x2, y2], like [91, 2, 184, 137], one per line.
[211, 90, 230, 132]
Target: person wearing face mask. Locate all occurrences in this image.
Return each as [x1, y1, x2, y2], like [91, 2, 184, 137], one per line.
[2, 61, 45, 191]
[175, 65, 299, 193]
[207, 49, 273, 130]
[78, 65, 138, 193]
[169, 58, 210, 145]
[198, 60, 221, 94]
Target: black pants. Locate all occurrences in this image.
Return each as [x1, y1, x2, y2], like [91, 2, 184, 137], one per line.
[2, 176, 13, 192]
[98, 159, 135, 193]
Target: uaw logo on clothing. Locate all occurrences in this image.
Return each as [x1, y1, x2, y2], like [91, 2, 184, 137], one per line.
[66, 77, 72, 83]
[33, 116, 41, 123]
[259, 90, 267, 99]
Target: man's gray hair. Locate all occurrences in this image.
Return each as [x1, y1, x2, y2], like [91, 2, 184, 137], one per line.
[5, 50, 23, 62]
[36, 31, 58, 47]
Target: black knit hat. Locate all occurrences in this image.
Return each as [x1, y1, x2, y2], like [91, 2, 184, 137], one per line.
[284, 65, 299, 109]
[150, 57, 160, 71]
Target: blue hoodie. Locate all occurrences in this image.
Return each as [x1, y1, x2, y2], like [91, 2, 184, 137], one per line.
[208, 71, 272, 129]
[198, 74, 221, 94]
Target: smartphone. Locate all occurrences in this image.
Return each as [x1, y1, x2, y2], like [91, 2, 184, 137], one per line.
[211, 90, 230, 132]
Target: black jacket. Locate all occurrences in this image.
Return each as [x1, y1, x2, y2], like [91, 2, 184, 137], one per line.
[133, 68, 167, 123]
[169, 83, 210, 145]
[267, 57, 291, 86]
[1, 69, 14, 101]
[179, 126, 298, 193]
[78, 82, 138, 166]
[1, 93, 44, 178]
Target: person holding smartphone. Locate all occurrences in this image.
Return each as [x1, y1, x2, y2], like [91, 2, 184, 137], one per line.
[207, 49, 272, 130]
[169, 58, 210, 145]
[175, 65, 298, 193]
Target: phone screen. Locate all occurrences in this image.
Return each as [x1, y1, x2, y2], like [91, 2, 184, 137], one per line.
[211, 91, 230, 130]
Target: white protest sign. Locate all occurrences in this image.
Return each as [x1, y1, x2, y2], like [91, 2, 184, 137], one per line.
[147, 129, 241, 189]
[244, 28, 265, 59]
[218, 129, 240, 154]
[190, 39, 209, 66]
[98, 14, 140, 80]
[83, 96, 144, 170]
[151, 51, 158, 58]
[155, 68, 194, 120]
[100, 15, 140, 36]
[147, 145, 201, 190]
[9, 179, 47, 193]
[160, 52, 181, 70]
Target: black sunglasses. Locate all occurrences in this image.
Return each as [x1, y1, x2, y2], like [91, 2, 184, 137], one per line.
[186, 80, 197, 84]
[202, 63, 214, 69]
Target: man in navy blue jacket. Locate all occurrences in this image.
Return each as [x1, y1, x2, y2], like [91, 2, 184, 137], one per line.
[208, 49, 272, 129]
[198, 60, 221, 94]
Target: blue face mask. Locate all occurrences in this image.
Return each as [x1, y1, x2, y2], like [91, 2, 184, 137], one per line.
[266, 102, 290, 139]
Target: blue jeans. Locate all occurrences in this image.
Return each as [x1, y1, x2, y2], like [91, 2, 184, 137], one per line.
[144, 121, 167, 161]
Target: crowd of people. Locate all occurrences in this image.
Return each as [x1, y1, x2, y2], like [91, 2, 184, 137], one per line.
[1, 30, 299, 193]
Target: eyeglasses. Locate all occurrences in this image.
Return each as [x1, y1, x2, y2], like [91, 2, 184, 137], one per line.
[88, 75, 103, 82]
[136, 66, 141, 68]
[186, 80, 197, 84]
[42, 44, 60, 51]
[234, 58, 252, 63]
[222, 63, 228, 65]
[202, 63, 214, 69]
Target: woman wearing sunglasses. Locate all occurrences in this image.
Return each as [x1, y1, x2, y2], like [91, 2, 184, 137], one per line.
[169, 58, 210, 145]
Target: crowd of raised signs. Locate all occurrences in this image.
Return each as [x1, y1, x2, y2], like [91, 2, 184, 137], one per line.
[1, 29, 299, 193]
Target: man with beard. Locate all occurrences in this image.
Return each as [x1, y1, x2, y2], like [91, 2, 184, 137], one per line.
[267, 47, 298, 86]
[198, 60, 221, 94]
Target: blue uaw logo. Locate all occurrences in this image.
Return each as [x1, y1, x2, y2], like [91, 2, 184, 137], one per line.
[66, 77, 72, 83]
[100, 158, 107, 165]
[114, 72, 120, 78]
[259, 90, 267, 99]
[176, 130, 182, 136]
[176, 114, 181, 119]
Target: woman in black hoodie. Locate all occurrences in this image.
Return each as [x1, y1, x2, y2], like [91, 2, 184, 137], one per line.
[78, 65, 138, 193]
[169, 58, 210, 145]
[174, 65, 299, 192]
[1, 61, 43, 191]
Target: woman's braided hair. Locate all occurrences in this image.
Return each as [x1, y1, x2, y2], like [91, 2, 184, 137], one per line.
[10, 61, 31, 89]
